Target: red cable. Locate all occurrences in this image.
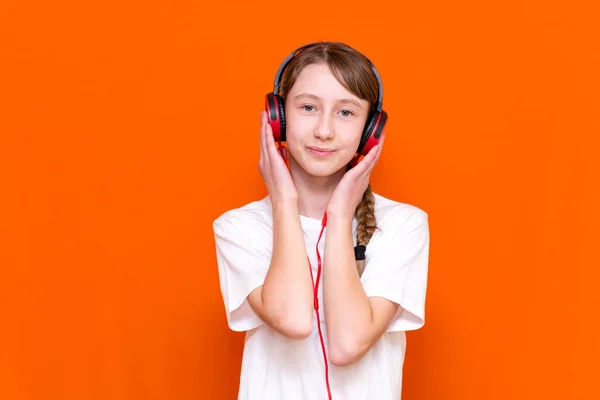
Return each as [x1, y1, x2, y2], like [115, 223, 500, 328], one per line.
[307, 213, 332, 400]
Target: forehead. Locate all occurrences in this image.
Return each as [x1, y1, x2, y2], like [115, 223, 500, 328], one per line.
[288, 63, 361, 102]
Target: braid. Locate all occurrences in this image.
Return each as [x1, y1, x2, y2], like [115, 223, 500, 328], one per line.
[355, 184, 377, 277]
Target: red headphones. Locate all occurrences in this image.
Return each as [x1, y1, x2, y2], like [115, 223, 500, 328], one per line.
[265, 42, 388, 157]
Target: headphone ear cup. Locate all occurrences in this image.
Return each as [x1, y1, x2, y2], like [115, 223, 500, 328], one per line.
[357, 110, 387, 156]
[276, 95, 286, 142]
[265, 93, 286, 142]
[357, 111, 378, 154]
[265, 92, 281, 142]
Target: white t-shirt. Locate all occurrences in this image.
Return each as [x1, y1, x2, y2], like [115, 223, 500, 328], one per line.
[213, 192, 430, 400]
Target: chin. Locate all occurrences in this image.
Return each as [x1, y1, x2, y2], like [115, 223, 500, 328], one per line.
[296, 156, 350, 178]
[305, 166, 339, 178]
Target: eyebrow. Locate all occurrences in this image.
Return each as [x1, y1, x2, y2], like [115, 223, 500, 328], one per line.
[293, 92, 364, 109]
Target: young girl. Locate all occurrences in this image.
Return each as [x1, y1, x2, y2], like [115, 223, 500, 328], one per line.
[213, 42, 430, 400]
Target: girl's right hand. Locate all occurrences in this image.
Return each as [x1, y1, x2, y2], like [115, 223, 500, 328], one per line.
[258, 111, 299, 205]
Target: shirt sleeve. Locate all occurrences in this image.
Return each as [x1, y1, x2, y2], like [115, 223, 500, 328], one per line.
[360, 209, 430, 332]
[213, 211, 271, 332]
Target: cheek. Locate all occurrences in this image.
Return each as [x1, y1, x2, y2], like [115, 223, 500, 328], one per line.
[284, 111, 312, 143]
[340, 123, 365, 147]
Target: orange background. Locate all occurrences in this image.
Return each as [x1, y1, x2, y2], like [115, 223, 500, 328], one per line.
[1, 1, 598, 399]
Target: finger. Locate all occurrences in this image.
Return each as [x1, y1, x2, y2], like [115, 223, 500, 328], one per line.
[363, 144, 380, 165]
[347, 151, 372, 177]
[374, 137, 384, 162]
[265, 118, 285, 168]
[361, 145, 381, 176]
[358, 144, 380, 175]
[281, 146, 288, 166]
[379, 132, 386, 148]
[261, 111, 271, 166]
[348, 154, 360, 170]
[259, 111, 265, 158]
[268, 138, 286, 171]
[258, 112, 265, 170]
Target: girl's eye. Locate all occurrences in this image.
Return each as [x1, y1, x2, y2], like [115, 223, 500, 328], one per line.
[341, 110, 354, 117]
[302, 105, 314, 112]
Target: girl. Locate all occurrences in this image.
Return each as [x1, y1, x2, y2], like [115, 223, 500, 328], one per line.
[213, 42, 430, 400]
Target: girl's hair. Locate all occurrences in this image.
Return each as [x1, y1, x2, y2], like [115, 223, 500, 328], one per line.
[278, 42, 379, 277]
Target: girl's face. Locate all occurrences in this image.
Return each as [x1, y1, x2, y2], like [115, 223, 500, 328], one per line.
[284, 63, 370, 178]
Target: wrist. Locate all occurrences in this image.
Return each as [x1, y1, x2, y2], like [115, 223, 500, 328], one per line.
[325, 210, 354, 227]
[272, 198, 299, 215]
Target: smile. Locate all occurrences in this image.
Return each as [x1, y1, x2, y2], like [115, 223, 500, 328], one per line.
[307, 147, 336, 157]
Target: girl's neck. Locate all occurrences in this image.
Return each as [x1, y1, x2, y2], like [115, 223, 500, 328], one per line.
[288, 156, 346, 221]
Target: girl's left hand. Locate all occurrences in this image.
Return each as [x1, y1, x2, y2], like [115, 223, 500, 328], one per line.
[326, 133, 386, 220]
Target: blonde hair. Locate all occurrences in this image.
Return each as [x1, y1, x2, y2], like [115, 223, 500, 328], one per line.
[279, 42, 379, 277]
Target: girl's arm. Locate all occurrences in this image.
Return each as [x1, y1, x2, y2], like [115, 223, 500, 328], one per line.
[322, 213, 399, 366]
[246, 112, 314, 340]
[322, 139, 398, 366]
[247, 201, 314, 340]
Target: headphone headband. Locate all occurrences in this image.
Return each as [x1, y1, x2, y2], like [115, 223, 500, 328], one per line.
[272, 42, 384, 112]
